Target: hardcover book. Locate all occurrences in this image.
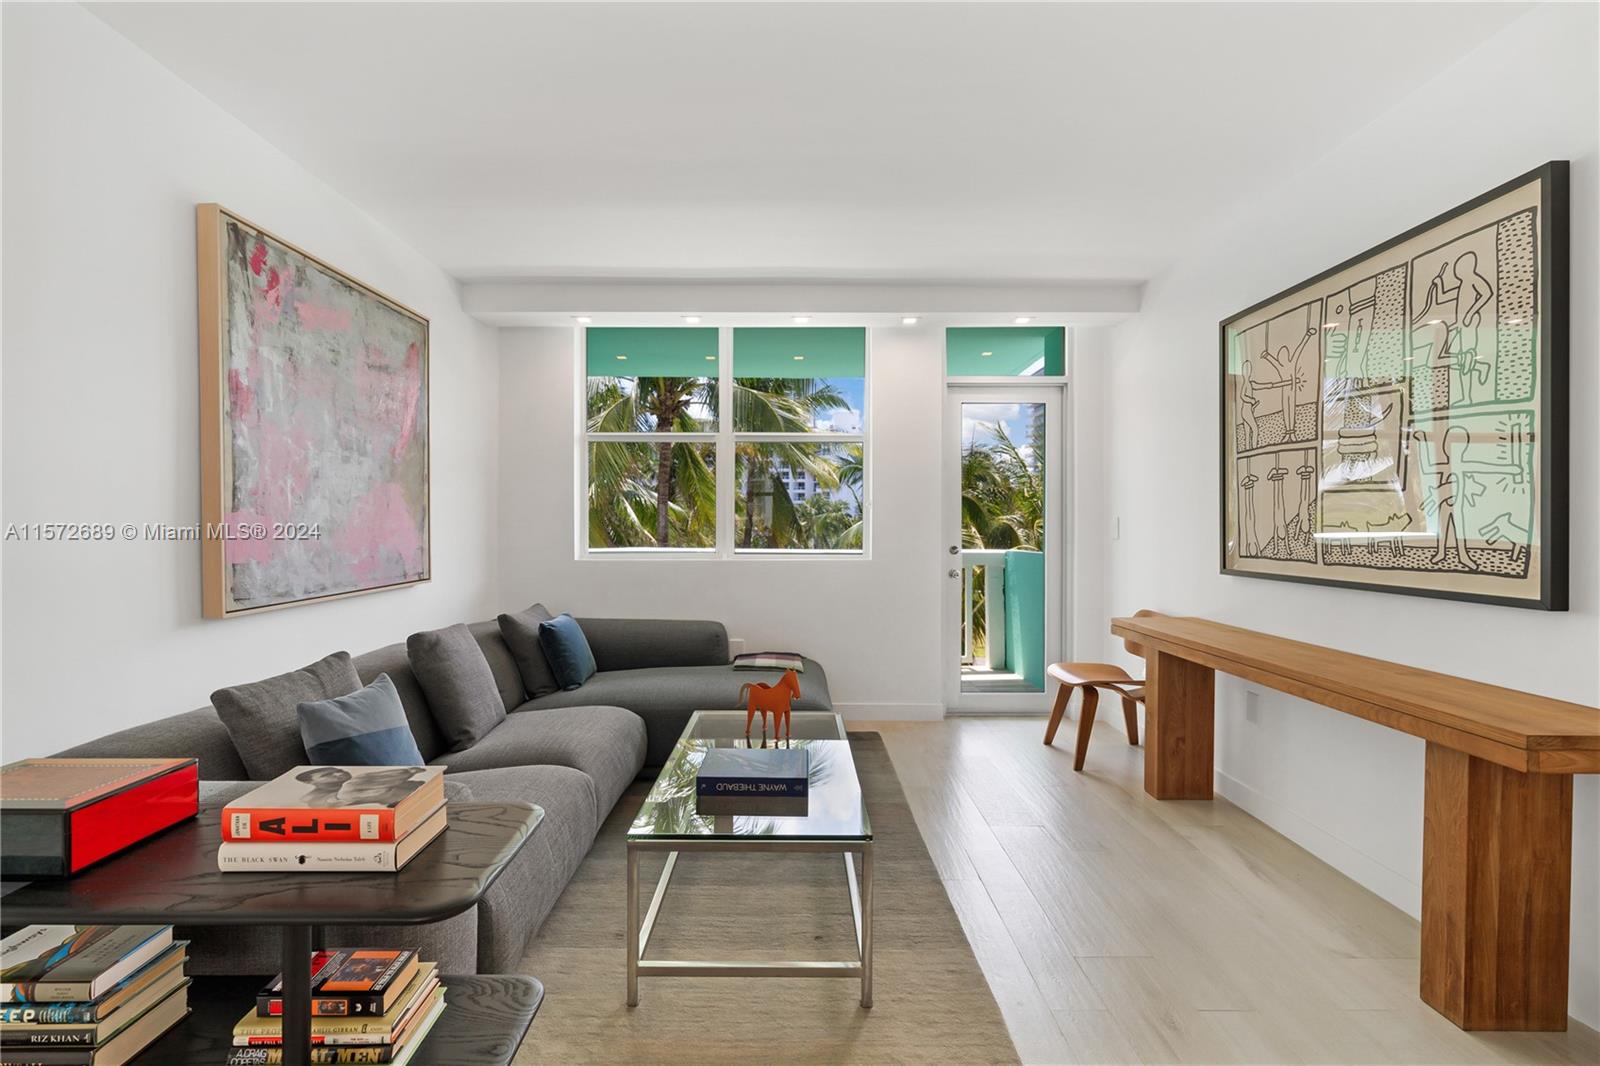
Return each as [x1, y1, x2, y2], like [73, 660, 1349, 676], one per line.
[696, 747, 808, 796]
[222, 767, 445, 844]
[0, 928, 174, 1004]
[0, 980, 188, 1066]
[0, 759, 198, 877]
[257, 950, 419, 1017]
[217, 805, 446, 873]
[231, 965, 439, 1046]
[224, 995, 445, 1065]
[0, 944, 186, 1025]
[0, 972, 189, 1047]
[696, 747, 808, 816]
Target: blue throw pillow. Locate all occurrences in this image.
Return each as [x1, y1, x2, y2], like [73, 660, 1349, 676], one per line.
[539, 614, 597, 691]
[297, 674, 425, 765]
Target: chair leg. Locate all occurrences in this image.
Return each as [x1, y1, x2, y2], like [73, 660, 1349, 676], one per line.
[1122, 697, 1140, 746]
[1073, 687, 1099, 772]
[1044, 683, 1072, 746]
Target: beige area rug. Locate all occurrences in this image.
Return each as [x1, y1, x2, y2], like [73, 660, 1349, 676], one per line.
[514, 732, 1019, 1064]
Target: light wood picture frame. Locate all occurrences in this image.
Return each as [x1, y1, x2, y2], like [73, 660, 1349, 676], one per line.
[197, 204, 431, 619]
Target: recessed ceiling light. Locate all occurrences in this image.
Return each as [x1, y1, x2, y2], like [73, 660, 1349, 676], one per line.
[573, 315, 592, 324]
[792, 316, 811, 324]
[1013, 316, 1033, 325]
[616, 354, 628, 361]
[683, 315, 701, 324]
[705, 355, 716, 361]
[792, 355, 806, 361]
[981, 351, 994, 357]
[901, 316, 918, 326]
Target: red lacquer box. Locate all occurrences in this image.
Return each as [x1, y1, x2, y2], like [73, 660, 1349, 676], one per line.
[0, 757, 200, 877]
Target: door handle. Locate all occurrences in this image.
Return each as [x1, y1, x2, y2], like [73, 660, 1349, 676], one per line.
[948, 569, 962, 578]
[948, 545, 961, 555]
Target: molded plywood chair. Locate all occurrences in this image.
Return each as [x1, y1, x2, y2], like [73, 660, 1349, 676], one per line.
[1043, 610, 1152, 771]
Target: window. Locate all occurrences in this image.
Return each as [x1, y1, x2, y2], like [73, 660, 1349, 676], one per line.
[581, 326, 867, 555]
[946, 326, 1066, 377]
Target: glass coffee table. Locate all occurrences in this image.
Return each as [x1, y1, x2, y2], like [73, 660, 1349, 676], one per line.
[626, 710, 873, 1007]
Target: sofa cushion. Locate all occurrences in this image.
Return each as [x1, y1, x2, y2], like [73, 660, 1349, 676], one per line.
[539, 614, 597, 691]
[447, 765, 599, 888]
[468, 621, 526, 711]
[407, 624, 507, 752]
[576, 617, 729, 671]
[497, 604, 560, 699]
[298, 674, 424, 766]
[211, 652, 362, 780]
[522, 659, 832, 766]
[429, 706, 645, 824]
[54, 707, 248, 782]
[352, 644, 446, 762]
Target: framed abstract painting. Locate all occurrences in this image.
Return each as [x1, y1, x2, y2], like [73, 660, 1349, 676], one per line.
[197, 204, 430, 618]
[1219, 162, 1568, 610]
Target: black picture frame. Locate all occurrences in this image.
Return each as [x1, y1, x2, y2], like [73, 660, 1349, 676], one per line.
[1218, 161, 1568, 610]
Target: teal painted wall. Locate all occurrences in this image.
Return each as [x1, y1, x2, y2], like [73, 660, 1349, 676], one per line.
[1003, 549, 1045, 691]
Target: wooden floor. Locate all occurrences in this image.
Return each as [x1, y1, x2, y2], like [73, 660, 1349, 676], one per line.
[866, 716, 1599, 1066]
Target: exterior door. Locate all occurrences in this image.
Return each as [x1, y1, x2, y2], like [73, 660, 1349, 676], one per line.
[942, 386, 1065, 713]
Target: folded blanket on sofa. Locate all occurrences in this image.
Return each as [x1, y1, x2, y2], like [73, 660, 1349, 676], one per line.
[732, 652, 805, 672]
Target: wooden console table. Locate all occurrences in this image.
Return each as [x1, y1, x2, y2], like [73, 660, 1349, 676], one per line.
[1109, 613, 1599, 1033]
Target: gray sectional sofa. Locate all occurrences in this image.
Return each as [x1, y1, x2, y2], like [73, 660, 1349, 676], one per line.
[53, 613, 831, 976]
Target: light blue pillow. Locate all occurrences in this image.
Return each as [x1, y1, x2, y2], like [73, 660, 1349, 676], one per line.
[538, 614, 597, 691]
[297, 674, 424, 765]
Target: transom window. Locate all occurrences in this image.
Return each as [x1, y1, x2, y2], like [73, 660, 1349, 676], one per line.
[582, 326, 867, 556]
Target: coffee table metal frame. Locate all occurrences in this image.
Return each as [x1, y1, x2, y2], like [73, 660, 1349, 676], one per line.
[625, 711, 873, 1008]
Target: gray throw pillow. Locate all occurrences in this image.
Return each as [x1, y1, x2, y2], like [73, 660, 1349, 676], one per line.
[407, 624, 507, 752]
[211, 651, 362, 780]
[497, 604, 561, 699]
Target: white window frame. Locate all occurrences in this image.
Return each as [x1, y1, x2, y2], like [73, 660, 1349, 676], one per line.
[577, 326, 870, 560]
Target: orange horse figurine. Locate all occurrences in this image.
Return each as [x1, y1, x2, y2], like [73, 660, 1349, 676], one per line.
[740, 669, 801, 739]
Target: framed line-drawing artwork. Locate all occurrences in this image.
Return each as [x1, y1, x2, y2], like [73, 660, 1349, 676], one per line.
[1220, 162, 1568, 610]
[197, 204, 431, 619]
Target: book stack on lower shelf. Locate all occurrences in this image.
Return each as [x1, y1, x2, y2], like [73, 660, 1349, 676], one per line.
[0, 926, 189, 1066]
[218, 767, 447, 873]
[228, 950, 444, 1065]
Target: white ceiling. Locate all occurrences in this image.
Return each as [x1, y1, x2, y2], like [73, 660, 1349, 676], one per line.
[90, 2, 1528, 285]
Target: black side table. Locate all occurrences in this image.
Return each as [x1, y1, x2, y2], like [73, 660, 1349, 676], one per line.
[2, 800, 542, 1066]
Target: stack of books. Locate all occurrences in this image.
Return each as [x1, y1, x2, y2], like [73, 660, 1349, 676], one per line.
[696, 746, 809, 816]
[228, 949, 444, 1065]
[218, 767, 446, 873]
[0, 925, 189, 1066]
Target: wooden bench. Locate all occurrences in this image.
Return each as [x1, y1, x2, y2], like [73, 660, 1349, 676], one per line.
[1109, 612, 1599, 1033]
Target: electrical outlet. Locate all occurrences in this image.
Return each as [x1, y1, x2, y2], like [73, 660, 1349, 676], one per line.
[1244, 689, 1261, 724]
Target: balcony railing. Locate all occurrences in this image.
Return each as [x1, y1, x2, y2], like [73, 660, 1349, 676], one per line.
[958, 548, 1007, 671]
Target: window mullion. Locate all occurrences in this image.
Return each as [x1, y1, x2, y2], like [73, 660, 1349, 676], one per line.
[715, 327, 735, 558]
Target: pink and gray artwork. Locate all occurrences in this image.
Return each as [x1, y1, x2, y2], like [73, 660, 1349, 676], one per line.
[220, 219, 428, 611]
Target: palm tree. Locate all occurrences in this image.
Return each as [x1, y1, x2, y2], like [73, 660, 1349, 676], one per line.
[794, 495, 861, 550]
[960, 419, 1046, 653]
[731, 378, 849, 548]
[587, 376, 716, 546]
[585, 374, 858, 550]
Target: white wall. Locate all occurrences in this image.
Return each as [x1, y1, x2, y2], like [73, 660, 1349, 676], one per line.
[499, 326, 949, 720]
[1083, 4, 1600, 1025]
[0, 4, 502, 756]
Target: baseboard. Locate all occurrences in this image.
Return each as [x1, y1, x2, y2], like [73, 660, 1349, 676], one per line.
[1213, 768, 1421, 919]
[833, 701, 945, 721]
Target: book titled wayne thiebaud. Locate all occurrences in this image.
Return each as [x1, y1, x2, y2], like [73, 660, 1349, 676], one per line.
[696, 747, 808, 816]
